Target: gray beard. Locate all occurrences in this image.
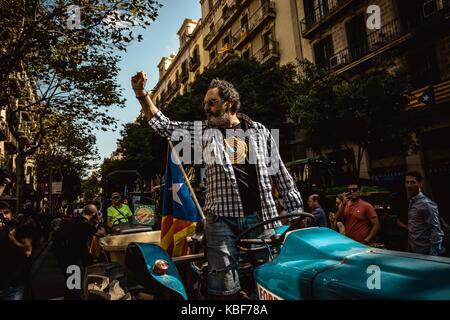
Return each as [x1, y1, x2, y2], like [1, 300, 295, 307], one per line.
[207, 109, 231, 127]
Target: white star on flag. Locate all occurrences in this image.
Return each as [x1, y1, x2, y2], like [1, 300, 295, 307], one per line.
[422, 95, 429, 101]
[172, 183, 183, 205]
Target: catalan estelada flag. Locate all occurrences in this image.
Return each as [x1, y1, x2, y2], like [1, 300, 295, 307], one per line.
[160, 151, 201, 257]
[418, 85, 435, 107]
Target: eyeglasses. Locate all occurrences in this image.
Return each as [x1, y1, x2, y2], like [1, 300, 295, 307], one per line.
[112, 196, 121, 200]
[203, 98, 222, 108]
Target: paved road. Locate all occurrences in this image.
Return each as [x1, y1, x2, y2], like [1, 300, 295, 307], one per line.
[29, 240, 66, 300]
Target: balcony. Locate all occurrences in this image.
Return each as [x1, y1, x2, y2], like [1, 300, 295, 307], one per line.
[328, 18, 411, 73]
[0, 122, 8, 141]
[166, 81, 181, 99]
[253, 40, 280, 64]
[189, 55, 201, 72]
[17, 122, 32, 146]
[20, 111, 31, 122]
[232, 1, 276, 50]
[421, 0, 450, 20]
[300, 0, 354, 39]
[159, 91, 167, 104]
[4, 141, 17, 155]
[180, 68, 189, 83]
[209, 54, 221, 67]
[217, 43, 240, 64]
[203, 0, 252, 50]
[412, 0, 450, 35]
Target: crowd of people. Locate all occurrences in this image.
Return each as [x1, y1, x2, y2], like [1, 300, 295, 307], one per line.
[131, 71, 450, 299]
[0, 189, 142, 300]
[0, 201, 37, 300]
[1, 172, 449, 300]
[1, 72, 449, 301]
[304, 172, 448, 257]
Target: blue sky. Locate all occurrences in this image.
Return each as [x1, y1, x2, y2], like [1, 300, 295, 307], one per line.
[92, 0, 201, 168]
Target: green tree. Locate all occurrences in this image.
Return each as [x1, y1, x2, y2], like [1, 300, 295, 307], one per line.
[81, 171, 102, 203]
[165, 58, 298, 144]
[288, 59, 415, 177]
[99, 114, 166, 194]
[33, 112, 98, 209]
[0, 0, 161, 208]
[120, 116, 166, 180]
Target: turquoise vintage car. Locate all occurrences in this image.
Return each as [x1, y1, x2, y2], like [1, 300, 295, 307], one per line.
[124, 213, 450, 300]
[255, 227, 450, 300]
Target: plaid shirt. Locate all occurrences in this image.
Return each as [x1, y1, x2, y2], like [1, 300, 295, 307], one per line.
[149, 110, 303, 229]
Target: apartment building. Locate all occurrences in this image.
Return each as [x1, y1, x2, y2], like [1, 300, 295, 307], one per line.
[150, 0, 306, 107]
[200, 0, 303, 67]
[0, 69, 37, 199]
[296, 0, 450, 215]
[150, 19, 207, 107]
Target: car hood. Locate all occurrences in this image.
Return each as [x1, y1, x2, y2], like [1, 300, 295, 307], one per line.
[255, 228, 450, 300]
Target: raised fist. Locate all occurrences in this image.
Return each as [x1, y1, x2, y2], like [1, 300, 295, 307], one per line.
[131, 71, 147, 93]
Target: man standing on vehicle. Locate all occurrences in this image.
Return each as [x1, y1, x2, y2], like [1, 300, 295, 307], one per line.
[131, 71, 304, 299]
[335, 181, 380, 245]
[404, 172, 445, 256]
[107, 192, 133, 229]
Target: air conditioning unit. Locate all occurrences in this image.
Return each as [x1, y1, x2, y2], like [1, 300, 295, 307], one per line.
[423, 0, 438, 18]
[330, 54, 342, 68]
[329, 55, 339, 68]
[329, 54, 346, 68]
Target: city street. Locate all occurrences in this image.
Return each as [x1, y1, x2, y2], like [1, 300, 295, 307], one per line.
[1, 0, 450, 303]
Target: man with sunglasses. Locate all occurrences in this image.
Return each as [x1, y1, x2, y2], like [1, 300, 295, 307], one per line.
[131, 71, 303, 299]
[107, 192, 133, 229]
[335, 182, 380, 244]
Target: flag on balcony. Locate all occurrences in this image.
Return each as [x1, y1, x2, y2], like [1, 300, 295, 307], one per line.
[160, 151, 201, 257]
[218, 43, 233, 54]
[418, 85, 435, 106]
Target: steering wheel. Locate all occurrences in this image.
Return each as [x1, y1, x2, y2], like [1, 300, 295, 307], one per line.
[236, 211, 314, 252]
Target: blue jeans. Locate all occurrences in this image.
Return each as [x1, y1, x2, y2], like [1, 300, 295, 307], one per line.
[205, 212, 275, 296]
[0, 286, 25, 300]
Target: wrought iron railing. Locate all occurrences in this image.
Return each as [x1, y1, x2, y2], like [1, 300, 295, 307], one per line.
[300, 0, 352, 36]
[189, 55, 201, 72]
[253, 40, 279, 62]
[327, 18, 406, 70]
[231, 0, 276, 48]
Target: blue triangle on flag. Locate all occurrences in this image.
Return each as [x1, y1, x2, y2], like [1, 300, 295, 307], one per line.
[418, 86, 435, 106]
[162, 152, 201, 222]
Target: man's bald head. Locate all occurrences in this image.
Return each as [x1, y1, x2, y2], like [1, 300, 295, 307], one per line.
[82, 203, 98, 220]
[307, 194, 320, 210]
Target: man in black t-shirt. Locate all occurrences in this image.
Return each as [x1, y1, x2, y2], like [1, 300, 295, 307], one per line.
[53, 203, 105, 299]
[221, 121, 262, 215]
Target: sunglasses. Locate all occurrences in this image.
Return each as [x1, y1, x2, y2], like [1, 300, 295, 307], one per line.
[203, 98, 222, 108]
[112, 196, 121, 200]
[347, 188, 359, 192]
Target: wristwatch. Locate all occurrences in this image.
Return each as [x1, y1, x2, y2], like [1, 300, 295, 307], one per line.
[136, 91, 148, 99]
